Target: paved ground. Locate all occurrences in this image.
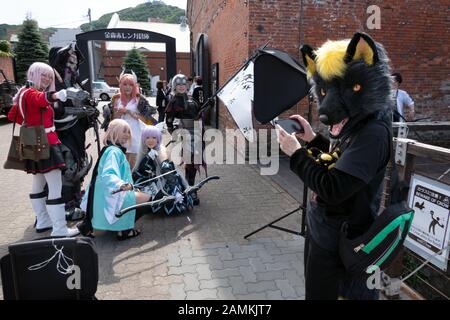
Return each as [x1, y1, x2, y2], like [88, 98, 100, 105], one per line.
[0, 101, 307, 300]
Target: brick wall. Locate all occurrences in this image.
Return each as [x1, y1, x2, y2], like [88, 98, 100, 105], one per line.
[297, 0, 450, 122]
[188, 0, 449, 133]
[188, 0, 250, 133]
[0, 56, 15, 82]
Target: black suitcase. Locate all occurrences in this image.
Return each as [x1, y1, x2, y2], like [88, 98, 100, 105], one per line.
[1, 237, 98, 300]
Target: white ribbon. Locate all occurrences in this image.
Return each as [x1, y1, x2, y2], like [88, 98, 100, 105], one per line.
[45, 126, 56, 133]
[28, 240, 76, 275]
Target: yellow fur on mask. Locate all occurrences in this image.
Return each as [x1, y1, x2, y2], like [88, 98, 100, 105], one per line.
[315, 40, 350, 81]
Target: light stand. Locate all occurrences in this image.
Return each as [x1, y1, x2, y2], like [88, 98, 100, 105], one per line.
[244, 93, 314, 239]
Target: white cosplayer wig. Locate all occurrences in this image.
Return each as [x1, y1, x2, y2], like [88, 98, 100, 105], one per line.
[13, 62, 56, 104]
[133, 125, 163, 171]
[27, 62, 56, 92]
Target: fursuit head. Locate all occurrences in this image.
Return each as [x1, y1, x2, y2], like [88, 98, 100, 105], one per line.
[301, 32, 393, 138]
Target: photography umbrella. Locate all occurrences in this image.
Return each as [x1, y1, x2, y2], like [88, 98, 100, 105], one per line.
[211, 46, 310, 141]
[253, 48, 310, 124]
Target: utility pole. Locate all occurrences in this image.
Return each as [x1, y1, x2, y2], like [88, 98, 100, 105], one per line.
[88, 8, 92, 31]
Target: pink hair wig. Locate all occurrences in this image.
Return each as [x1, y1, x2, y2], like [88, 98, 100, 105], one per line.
[119, 74, 140, 106]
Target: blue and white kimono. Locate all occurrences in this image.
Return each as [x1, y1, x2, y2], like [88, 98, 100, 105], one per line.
[81, 145, 136, 231]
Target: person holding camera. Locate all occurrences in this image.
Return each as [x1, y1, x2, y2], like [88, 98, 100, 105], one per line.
[277, 33, 394, 300]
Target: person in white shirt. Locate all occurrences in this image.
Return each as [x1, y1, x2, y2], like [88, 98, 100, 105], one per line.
[392, 72, 415, 122]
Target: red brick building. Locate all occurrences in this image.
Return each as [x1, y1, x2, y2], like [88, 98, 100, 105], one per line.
[97, 13, 191, 90]
[187, 0, 449, 133]
[0, 56, 15, 82]
[97, 43, 191, 87]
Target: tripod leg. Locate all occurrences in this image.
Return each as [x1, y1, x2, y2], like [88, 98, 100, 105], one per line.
[244, 207, 303, 239]
[301, 186, 308, 236]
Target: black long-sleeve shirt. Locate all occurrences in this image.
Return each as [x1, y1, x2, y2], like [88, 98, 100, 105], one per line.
[290, 120, 390, 243]
[290, 134, 366, 207]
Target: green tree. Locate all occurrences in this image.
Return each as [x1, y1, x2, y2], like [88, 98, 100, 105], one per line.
[80, 2, 185, 31]
[14, 19, 49, 84]
[123, 48, 151, 95]
[0, 40, 12, 57]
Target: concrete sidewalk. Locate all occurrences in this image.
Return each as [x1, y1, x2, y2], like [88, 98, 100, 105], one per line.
[0, 115, 306, 300]
[0, 110, 420, 300]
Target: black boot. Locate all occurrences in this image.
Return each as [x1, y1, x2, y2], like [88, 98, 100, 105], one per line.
[185, 165, 199, 205]
[191, 191, 200, 206]
[66, 207, 86, 222]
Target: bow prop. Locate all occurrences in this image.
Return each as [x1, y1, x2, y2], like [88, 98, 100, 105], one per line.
[183, 176, 220, 196]
[116, 196, 177, 218]
[110, 170, 178, 195]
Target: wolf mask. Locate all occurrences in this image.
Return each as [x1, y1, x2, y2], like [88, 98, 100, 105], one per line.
[301, 32, 392, 138]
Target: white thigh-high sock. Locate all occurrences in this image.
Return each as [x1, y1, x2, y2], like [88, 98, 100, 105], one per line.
[31, 174, 47, 194]
[43, 170, 62, 201]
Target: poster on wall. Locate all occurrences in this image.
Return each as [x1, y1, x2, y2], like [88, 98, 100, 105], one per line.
[405, 174, 450, 271]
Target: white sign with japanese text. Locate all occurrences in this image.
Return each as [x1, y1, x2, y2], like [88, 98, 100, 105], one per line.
[405, 174, 450, 271]
[217, 62, 255, 142]
[104, 31, 151, 41]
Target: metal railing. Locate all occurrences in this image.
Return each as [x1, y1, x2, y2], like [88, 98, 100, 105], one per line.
[384, 136, 450, 300]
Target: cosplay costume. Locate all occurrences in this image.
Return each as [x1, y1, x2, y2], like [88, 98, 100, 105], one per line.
[8, 87, 65, 173]
[8, 86, 80, 237]
[49, 43, 99, 212]
[102, 69, 157, 133]
[295, 32, 393, 300]
[111, 94, 156, 154]
[132, 149, 193, 214]
[165, 74, 205, 204]
[80, 143, 136, 232]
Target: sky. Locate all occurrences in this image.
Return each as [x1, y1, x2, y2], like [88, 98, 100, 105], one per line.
[0, 0, 187, 28]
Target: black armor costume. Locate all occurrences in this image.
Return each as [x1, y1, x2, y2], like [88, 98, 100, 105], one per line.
[49, 43, 99, 217]
[132, 150, 193, 214]
[165, 75, 205, 205]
